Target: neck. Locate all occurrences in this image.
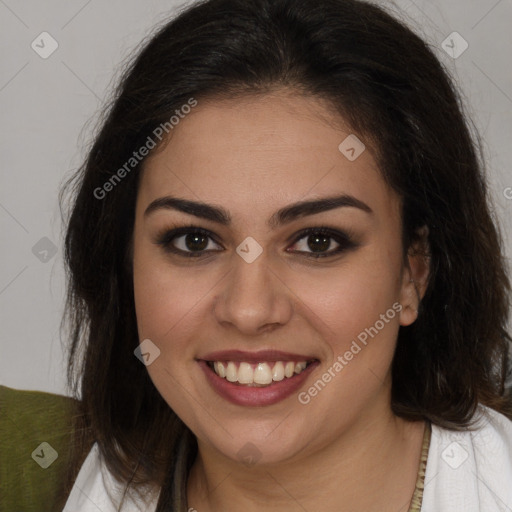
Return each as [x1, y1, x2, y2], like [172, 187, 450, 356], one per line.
[186, 398, 426, 512]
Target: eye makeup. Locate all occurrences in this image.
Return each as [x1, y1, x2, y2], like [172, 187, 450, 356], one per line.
[153, 223, 360, 260]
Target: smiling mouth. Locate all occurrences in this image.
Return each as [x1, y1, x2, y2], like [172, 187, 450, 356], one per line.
[205, 360, 317, 387]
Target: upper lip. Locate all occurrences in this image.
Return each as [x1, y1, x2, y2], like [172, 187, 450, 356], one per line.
[198, 349, 318, 363]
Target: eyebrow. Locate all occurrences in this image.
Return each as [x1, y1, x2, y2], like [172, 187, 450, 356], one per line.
[144, 194, 373, 228]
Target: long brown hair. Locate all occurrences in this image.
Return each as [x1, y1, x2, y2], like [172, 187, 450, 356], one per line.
[60, 0, 512, 509]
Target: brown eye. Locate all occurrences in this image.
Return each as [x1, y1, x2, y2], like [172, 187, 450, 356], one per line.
[155, 227, 222, 257]
[288, 227, 357, 258]
[304, 233, 334, 253]
[181, 233, 210, 251]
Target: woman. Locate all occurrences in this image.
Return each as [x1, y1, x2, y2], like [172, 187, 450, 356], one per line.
[60, 0, 512, 510]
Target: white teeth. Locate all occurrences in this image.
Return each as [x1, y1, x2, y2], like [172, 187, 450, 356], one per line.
[284, 362, 295, 378]
[254, 363, 273, 385]
[214, 361, 226, 378]
[238, 362, 254, 384]
[226, 362, 237, 382]
[210, 360, 310, 386]
[272, 361, 285, 381]
[294, 362, 307, 374]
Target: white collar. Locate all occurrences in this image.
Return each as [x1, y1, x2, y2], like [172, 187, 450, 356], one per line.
[62, 443, 160, 511]
[421, 405, 512, 511]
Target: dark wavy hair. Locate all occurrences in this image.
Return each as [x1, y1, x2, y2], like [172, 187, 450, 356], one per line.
[59, 0, 512, 510]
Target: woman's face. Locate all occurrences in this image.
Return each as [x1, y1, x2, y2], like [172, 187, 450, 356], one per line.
[132, 90, 423, 466]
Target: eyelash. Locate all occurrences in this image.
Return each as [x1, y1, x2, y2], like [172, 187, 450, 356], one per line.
[154, 224, 358, 259]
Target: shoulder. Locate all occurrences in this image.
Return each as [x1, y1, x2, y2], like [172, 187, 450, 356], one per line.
[422, 405, 512, 512]
[62, 442, 160, 512]
[0, 385, 82, 511]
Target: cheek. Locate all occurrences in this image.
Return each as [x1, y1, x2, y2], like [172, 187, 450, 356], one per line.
[290, 265, 403, 419]
[284, 249, 402, 350]
[132, 242, 210, 421]
[132, 240, 209, 353]
[134, 278, 210, 359]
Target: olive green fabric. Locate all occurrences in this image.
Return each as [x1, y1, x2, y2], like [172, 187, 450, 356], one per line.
[0, 385, 80, 512]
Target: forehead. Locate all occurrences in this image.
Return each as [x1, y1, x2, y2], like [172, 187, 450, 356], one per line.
[137, 91, 397, 221]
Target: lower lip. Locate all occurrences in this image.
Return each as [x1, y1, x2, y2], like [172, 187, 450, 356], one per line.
[198, 360, 319, 407]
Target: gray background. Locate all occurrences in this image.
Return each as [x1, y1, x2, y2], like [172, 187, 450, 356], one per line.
[1, 0, 511, 396]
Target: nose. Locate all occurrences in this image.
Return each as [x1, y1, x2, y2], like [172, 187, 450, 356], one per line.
[213, 251, 294, 336]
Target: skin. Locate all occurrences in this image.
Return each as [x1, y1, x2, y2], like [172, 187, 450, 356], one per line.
[132, 89, 430, 512]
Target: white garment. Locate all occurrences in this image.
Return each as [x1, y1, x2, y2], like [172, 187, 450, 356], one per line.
[63, 405, 512, 511]
[421, 405, 512, 511]
[62, 445, 160, 511]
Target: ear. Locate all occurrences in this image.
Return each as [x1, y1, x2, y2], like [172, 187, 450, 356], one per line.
[399, 225, 430, 326]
